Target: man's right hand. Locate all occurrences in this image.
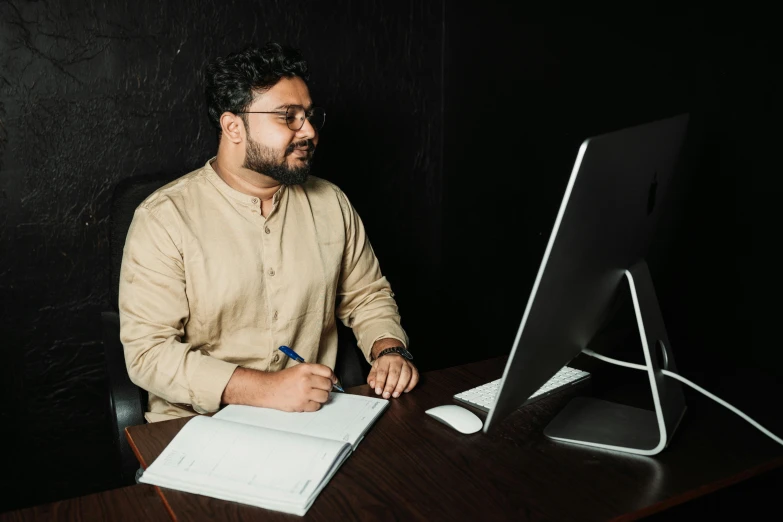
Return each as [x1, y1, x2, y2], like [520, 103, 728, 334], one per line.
[266, 363, 338, 412]
[221, 364, 337, 412]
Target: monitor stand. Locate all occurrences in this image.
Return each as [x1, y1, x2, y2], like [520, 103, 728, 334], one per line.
[543, 260, 687, 456]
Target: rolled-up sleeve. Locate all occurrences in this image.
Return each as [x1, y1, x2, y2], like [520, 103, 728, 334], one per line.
[118, 206, 238, 414]
[334, 191, 409, 361]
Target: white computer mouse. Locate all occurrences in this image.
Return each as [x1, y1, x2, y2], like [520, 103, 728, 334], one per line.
[425, 404, 483, 434]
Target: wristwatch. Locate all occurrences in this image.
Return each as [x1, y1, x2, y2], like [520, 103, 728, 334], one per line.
[374, 346, 413, 361]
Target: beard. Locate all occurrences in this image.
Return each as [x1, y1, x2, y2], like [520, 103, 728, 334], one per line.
[242, 136, 314, 186]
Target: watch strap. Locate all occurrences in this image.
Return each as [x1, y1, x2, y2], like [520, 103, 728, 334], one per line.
[374, 346, 413, 361]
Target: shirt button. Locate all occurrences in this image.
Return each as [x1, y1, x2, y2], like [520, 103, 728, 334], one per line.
[273, 310, 278, 320]
[273, 352, 280, 363]
[251, 198, 258, 204]
[264, 226, 271, 234]
[268, 268, 275, 276]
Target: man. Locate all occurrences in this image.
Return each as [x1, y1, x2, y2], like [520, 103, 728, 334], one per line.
[119, 42, 418, 422]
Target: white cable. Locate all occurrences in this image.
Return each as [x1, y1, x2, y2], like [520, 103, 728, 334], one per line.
[660, 369, 783, 446]
[581, 348, 648, 371]
[581, 348, 783, 447]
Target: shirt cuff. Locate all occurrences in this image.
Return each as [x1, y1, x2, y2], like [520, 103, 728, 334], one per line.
[189, 356, 239, 414]
[357, 324, 409, 362]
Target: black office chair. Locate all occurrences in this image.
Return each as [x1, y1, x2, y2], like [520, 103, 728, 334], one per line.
[101, 172, 370, 486]
[101, 172, 173, 486]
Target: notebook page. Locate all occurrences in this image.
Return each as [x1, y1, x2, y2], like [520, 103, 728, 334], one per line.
[139, 415, 350, 514]
[214, 393, 388, 449]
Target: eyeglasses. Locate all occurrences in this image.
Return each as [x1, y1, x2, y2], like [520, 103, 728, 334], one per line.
[236, 105, 326, 131]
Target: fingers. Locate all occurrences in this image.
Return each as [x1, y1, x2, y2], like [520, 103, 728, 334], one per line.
[308, 388, 330, 404]
[392, 364, 411, 398]
[404, 364, 419, 392]
[309, 374, 334, 392]
[382, 361, 402, 399]
[307, 363, 336, 379]
[369, 358, 420, 398]
[303, 400, 323, 412]
[373, 362, 389, 396]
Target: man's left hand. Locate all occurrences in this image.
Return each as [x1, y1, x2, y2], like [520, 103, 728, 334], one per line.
[367, 349, 419, 399]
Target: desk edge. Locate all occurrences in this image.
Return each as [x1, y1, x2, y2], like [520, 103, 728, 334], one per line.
[609, 456, 783, 522]
[125, 425, 179, 522]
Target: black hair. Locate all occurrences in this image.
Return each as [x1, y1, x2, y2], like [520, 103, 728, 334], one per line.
[204, 42, 310, 137]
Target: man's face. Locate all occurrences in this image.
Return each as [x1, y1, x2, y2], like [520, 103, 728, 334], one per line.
[241, 77, 319, 186]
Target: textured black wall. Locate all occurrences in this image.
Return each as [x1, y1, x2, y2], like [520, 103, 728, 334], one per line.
[0, 0, 442, 510]
[1, 1, 778, 512]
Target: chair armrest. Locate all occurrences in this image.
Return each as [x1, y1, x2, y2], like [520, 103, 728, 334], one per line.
[101, 311, 146, 483]
[335, 321, 371, 389]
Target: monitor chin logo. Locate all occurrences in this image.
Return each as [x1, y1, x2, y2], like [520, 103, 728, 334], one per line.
[646, 171, 658, 215]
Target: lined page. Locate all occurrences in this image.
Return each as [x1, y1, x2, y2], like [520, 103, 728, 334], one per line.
[214, 393, 388, 449]
[140, 415, 350, 514]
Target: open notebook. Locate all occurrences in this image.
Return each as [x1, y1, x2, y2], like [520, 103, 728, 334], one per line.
[138, 393, 389, 516]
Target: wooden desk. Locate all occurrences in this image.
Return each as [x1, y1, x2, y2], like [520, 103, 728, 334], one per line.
[126, 356, 783, 521]
[0, 485, 170, 522]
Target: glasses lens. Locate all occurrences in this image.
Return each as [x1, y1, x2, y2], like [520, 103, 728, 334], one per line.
[285, 106, 304, 130]
[308, 108, 326, 131]
[285, 106, 326, 131]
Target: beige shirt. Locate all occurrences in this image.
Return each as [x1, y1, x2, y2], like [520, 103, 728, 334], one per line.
[119, 159, 408, 422]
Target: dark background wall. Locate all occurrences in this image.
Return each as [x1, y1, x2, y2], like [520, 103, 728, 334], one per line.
[442, 10, 781, 404]
[0, 0, 442, 510]
[1, 2, 779, 513]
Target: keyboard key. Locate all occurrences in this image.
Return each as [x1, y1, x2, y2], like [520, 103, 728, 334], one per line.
[453, 366, 591, 413]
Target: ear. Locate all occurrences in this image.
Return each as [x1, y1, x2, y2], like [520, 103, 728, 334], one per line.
[219, 112, 245, 144]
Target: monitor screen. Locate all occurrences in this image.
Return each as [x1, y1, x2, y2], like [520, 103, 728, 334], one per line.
[482, 113, 690, 455]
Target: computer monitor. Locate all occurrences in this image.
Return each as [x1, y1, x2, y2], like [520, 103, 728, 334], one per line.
[482, 113, 690, 456]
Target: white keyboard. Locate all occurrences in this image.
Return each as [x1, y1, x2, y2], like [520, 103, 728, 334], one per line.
[453, 366, 591, 412]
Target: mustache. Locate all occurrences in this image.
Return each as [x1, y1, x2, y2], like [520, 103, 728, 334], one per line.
[286, 140, 315, 155]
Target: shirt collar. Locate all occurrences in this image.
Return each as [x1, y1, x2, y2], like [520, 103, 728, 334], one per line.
[204, 157, 285, 206]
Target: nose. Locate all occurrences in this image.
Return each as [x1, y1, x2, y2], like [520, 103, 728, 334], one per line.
[295, 116, 317, 141]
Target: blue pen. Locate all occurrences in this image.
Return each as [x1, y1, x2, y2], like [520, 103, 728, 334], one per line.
[278, 345, 344, 392]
